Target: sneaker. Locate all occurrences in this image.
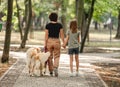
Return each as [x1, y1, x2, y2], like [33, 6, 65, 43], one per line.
[76, 71, 79, 76]
[54, 68, 58, 77]
[50, 71, 53, 76]
[70, 72, 74, 77]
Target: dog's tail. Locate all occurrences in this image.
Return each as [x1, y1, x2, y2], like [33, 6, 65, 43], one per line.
[39, 46, 48, 53]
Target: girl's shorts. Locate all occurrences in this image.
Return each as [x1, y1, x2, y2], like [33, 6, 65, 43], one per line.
[68, 47, 79, 55]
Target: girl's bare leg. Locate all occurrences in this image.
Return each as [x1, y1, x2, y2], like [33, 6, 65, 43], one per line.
[70, 55, 73, 73]
[75, 54, 79, 72]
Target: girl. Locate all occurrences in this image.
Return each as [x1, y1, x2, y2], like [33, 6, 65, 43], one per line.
[63, 20, 80, 76]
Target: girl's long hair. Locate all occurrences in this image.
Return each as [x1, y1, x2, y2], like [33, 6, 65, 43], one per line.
[70, 20, 78, 33]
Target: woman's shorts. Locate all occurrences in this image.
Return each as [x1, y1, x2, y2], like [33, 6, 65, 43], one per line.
[68, 47, 79, 55]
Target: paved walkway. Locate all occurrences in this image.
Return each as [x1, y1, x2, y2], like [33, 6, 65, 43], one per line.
[0, 51, 120, 87]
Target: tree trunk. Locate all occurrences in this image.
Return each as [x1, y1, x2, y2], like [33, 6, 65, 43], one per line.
[16, 0, 23, 40]
[61, 0, 67, 36]
[77, 0, 84, 30]
[75, 0, 78, 18]
[20, 0, 32, 48]
[115, 9, 120, 39]
[0, 0, 1, 5]
[80, 0, 96, 53]
[94, 21, 98, 30]
[29, 24, 34, 39]
[1, 0, 13, 63]
[81, 12, 87, 41]
[29, 12, 35, 39]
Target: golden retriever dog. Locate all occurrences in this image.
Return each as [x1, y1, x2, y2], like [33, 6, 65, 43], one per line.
[26, 47, 50, 76]
[26, 47, 41, 76]
[33, 52, 50, 76]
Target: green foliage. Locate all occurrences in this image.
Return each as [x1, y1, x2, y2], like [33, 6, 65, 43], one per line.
[0, 0, 7, 12]
[1, 15, 6, 21]
[86, 41, 120, 47]
[66, 0, 76, 20]
[12, 16, 18, 31]
[1, 0, 119, 31]
[33, 1, 54, 16]
[93, 0, 120, 23]
[0, 0, 25, 31]
[32, 0, 76, 23]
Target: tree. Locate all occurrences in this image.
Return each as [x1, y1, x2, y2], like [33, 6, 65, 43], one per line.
[80, 0, 96, 53]
[16, 0, 23, 40]
[115, 8, 120, 39]
[77, 0, 84, 31]
[29, 11, 35, 39]
[1, 0, 13, 63]
[114, 0, 120, 39]
[20, 0, 32, 48]
[93, 0, 120, 39]
[0, 0, 1, 5]
[75, 0, 78, 17]
[61, 0, 67, 35]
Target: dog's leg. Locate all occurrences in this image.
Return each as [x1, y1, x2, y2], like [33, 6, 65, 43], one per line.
[31, 60, 35, 76]
[43, 61, 47, 74]
[29, 60, 33, 76]
[34, 61, 41, 76]
[40, 63, 43, 76]
[29, 62, 32, 76]
[27, 57, 32, 76]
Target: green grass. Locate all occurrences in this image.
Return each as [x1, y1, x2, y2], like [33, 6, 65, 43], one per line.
[0, 29, 120, 47]
[85, 41, 120, 47]
[84, 28, 120, 47]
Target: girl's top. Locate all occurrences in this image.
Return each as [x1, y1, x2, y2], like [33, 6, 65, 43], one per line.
[67, 30, 80, 49]
[45, 23, 63, 38]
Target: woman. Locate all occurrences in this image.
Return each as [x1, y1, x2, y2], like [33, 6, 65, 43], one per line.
[44, 12, 64, 77]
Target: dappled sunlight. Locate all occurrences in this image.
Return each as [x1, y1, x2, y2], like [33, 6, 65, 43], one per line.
[60, 53, 120, 64]
[80, 55, 120, 63]
[9, 52, 26, 59]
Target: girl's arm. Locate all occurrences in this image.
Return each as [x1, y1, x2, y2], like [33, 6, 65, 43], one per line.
[78, 31, 81, 43]
[63, 35, 69, 48]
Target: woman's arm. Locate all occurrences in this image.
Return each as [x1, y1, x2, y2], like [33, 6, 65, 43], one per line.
[45, 29, 48, 47]
[60, 29, 65, 44]
[78, 35, 80, 43]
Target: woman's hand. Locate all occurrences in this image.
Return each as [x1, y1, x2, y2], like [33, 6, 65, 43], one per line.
[62, 43, 66, 49]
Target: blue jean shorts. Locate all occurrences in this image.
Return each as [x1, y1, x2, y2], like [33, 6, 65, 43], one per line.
[68, 47, 79, 55]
